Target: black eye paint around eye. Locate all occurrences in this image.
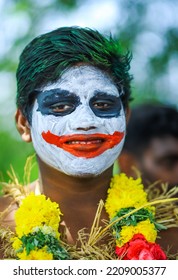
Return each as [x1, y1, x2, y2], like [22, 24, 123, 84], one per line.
[89, 93, 122, 118]
[36, 89, 80, 116]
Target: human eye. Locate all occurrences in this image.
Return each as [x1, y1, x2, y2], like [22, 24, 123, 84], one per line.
[50, 102, 74, 113]
[90, 93, 122, 118]
[92, 100, 114, 110]
[36, 89, 80, 116]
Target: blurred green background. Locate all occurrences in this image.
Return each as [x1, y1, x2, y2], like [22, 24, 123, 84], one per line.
[0, 0, 178, 185]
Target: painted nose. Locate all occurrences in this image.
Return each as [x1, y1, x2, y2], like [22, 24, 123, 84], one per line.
[69, 105, 99, 131]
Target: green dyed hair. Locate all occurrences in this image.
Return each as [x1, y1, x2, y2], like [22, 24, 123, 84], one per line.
[16, 26, 132, 118]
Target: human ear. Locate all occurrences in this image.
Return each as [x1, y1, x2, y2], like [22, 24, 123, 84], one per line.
[15, 109, 32, 142]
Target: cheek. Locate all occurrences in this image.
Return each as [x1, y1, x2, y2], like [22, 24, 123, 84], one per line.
[32, 108, 64, 136]
[103, 115, 126, 134]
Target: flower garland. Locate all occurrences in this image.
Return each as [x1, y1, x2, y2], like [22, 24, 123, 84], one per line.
[105, 174, 166, 260]
[10, 173, 169, 260]
[12, 193, 69, 260]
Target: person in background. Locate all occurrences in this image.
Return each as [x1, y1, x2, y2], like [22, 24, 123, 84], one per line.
[118, 104, 178, 254]
[118, 103, 178, 188]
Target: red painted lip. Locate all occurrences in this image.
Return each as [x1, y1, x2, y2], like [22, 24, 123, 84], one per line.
[42, 130, 124, 158]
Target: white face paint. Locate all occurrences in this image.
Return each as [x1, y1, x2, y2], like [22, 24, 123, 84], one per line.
[30, 65, 126, 176]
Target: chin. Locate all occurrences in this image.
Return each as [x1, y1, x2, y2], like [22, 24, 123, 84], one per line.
[40, 149, 118, 178]
[57, 149, 120, 177]
[57, 163, 112, 178]
[42, 158, 106, 177]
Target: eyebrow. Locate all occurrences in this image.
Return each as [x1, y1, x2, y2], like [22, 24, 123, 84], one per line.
[93, 89, 120, 97]
[40, 88, 74, 97]
[36, 88, 78, 104]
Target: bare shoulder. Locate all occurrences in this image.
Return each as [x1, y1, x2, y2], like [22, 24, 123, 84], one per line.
[0, 181, 39, 259]
[0, 195, 13, 211]
[0, 195, 17, 230]
[0, 196, 17, 259]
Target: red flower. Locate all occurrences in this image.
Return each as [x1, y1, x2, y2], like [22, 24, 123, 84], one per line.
[115, 234, 166, 260]
[150, 243, 167, 260]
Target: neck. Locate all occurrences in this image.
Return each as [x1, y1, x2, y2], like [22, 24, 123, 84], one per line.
[37, 157, 113, 242]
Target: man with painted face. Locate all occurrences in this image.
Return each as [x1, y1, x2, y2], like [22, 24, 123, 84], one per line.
[0, 27, 132, 246]
[0, 27, 177, 258]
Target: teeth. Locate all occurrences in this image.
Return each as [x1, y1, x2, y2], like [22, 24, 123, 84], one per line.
[67, 140, 102, 145]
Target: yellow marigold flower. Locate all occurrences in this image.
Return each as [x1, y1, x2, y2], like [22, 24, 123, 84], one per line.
[117, 219, 157, 247]
[15, 192, 62, 237]
[105, 173, 152, 219]
[11, 237, 22, 250]
[17, 247, 53, 260]
[136, 219, 157, 242]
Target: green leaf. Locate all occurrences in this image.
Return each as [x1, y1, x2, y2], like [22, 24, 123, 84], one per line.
[19, 229, 69, 259]
[110, 207, 165, 239]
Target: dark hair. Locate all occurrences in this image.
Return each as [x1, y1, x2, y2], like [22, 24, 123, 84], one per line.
[16, 26, 132, 119]
[123, 104, 178, 155]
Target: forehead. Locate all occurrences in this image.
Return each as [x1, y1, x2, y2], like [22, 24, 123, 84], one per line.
[42, 65, 119, 97]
